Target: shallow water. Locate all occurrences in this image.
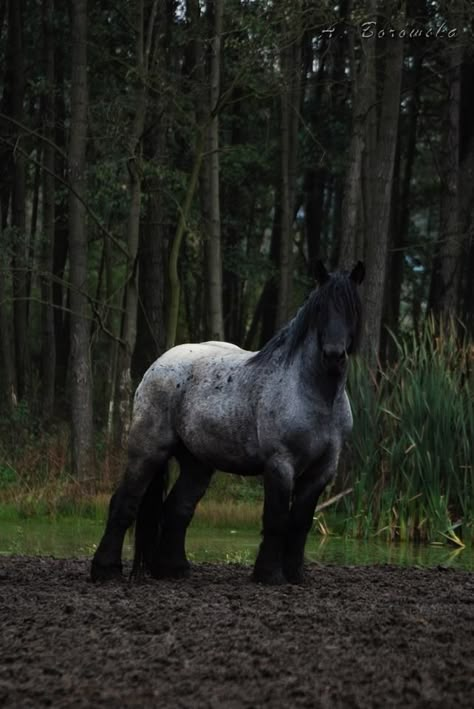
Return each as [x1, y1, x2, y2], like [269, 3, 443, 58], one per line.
[0, 515, 473, 570]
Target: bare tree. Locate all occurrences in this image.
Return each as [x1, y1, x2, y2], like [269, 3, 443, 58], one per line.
[459, 57, 474, 336]
[113, 0, 159, 448]
[385, 47, 422, 350]
[204, 0, 225, 340]
[277, 4, 302, 327]
[40, 0, 56, 421]
[68, 0, 94, 480]
[338, 0, 375, 269]
[436, 39, 463, 318]
[360, 9, 405, 364]
[7, 0, 28, 397]
[0, 204, 17, 409]
[133, 0, 172, 379]
[277, 40, 292, 328]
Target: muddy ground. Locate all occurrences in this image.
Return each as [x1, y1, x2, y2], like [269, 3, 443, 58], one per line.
[0, 557, 473, 708]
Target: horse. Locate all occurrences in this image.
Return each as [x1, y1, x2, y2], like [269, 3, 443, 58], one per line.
[91, 261, 365, 585]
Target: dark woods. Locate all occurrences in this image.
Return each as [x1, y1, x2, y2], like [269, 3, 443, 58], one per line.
[0, 0, 473, 477]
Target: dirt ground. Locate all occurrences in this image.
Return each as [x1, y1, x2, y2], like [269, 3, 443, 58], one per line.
[0, 557, 473, 708]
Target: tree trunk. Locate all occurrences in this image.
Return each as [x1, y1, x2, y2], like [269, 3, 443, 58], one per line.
[221, 87, 246, 345]
[302, 25, 331, 269]
[0, 204, 17, 409]
[459, 57, 474, 337]
[462, 236, 474, 337]
[114, 0, 158, 448]
[380, 145, 400, 363]
[436, 40, 463, 319]
[166, 132, 205, 349]
[132, 188, 168, 378]
[53, 46, 70, 397]
[260, 202, 281, 346]
[115, 163, 141, 448]
[386, 51, 421, 354]
[339, 1, 375, 269]
[304, 168, 325, 268]
[205, 0, 224, 340]
[361, 15, 404, 365]
[330, 175, 344, 268]
[277, 54, 292, 328]
[40, 0, 56, 421]
[132, 0, 171, 379]
[7, 0, 28, 398]
[68, 0, 94, 480]
[277, 8, 302, 327]
[27, 157, 41, 319]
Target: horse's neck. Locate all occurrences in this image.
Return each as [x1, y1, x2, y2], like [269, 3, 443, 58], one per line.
[316, 367, 347, 407]
[297, 338, 348, 408]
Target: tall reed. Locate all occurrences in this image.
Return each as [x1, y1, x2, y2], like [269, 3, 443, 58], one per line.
[344, 317, 473, 543]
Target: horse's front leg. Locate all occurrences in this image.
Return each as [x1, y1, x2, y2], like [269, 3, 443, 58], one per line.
[283, 450, 338, 584]
[253, 457, 294, 585]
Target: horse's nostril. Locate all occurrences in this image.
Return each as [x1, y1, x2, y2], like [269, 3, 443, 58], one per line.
[323, 346, 346, 361]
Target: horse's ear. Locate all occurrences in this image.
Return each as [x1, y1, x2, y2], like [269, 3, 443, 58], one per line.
[350, 261, 365, 285]
[314, 260, 329, 285]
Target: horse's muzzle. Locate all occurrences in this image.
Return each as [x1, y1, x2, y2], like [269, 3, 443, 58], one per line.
[322, 346, 348, 374]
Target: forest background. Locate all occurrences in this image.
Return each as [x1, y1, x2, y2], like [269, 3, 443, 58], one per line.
[0, 0, 473, 545]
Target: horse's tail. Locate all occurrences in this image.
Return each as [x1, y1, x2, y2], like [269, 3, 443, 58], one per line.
[131, 462, 169, 578]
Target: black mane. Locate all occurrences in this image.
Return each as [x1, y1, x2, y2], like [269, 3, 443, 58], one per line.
[247, 272, 362, 367]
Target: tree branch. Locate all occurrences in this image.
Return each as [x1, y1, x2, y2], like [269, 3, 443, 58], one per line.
[0, 136, 129, 259]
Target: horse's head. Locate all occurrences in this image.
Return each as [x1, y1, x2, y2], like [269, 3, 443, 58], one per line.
[314, 261, 365, 376]
[247, 260, 364, 372]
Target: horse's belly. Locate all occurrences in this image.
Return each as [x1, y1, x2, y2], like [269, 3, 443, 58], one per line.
[191, 448, 263, 476]
[181, 437, 264, 475]
[177, 407, 263, 475]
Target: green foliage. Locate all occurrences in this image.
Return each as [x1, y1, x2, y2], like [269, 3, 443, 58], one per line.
[207, 472, 263, 505]
[0, 400, 40, 445]
[343, 318, 474, 544]
[0, 465, 17, 489]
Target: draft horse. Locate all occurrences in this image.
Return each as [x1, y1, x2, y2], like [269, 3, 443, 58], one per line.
[91, 261, 364, 585]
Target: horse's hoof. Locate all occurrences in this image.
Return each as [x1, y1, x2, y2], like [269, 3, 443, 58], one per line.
[152, 562, 191, 580]
[90, 560, 123, 583]
[283, 567, 305, 585]
[252, 567, 286, 585]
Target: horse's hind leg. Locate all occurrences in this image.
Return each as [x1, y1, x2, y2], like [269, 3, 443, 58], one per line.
[91, 452, 167, 582]
[154, 449, 213, 579]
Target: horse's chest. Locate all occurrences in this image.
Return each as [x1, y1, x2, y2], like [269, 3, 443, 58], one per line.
[275, 402, 347, 470]
[288, 420, 335, 463]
